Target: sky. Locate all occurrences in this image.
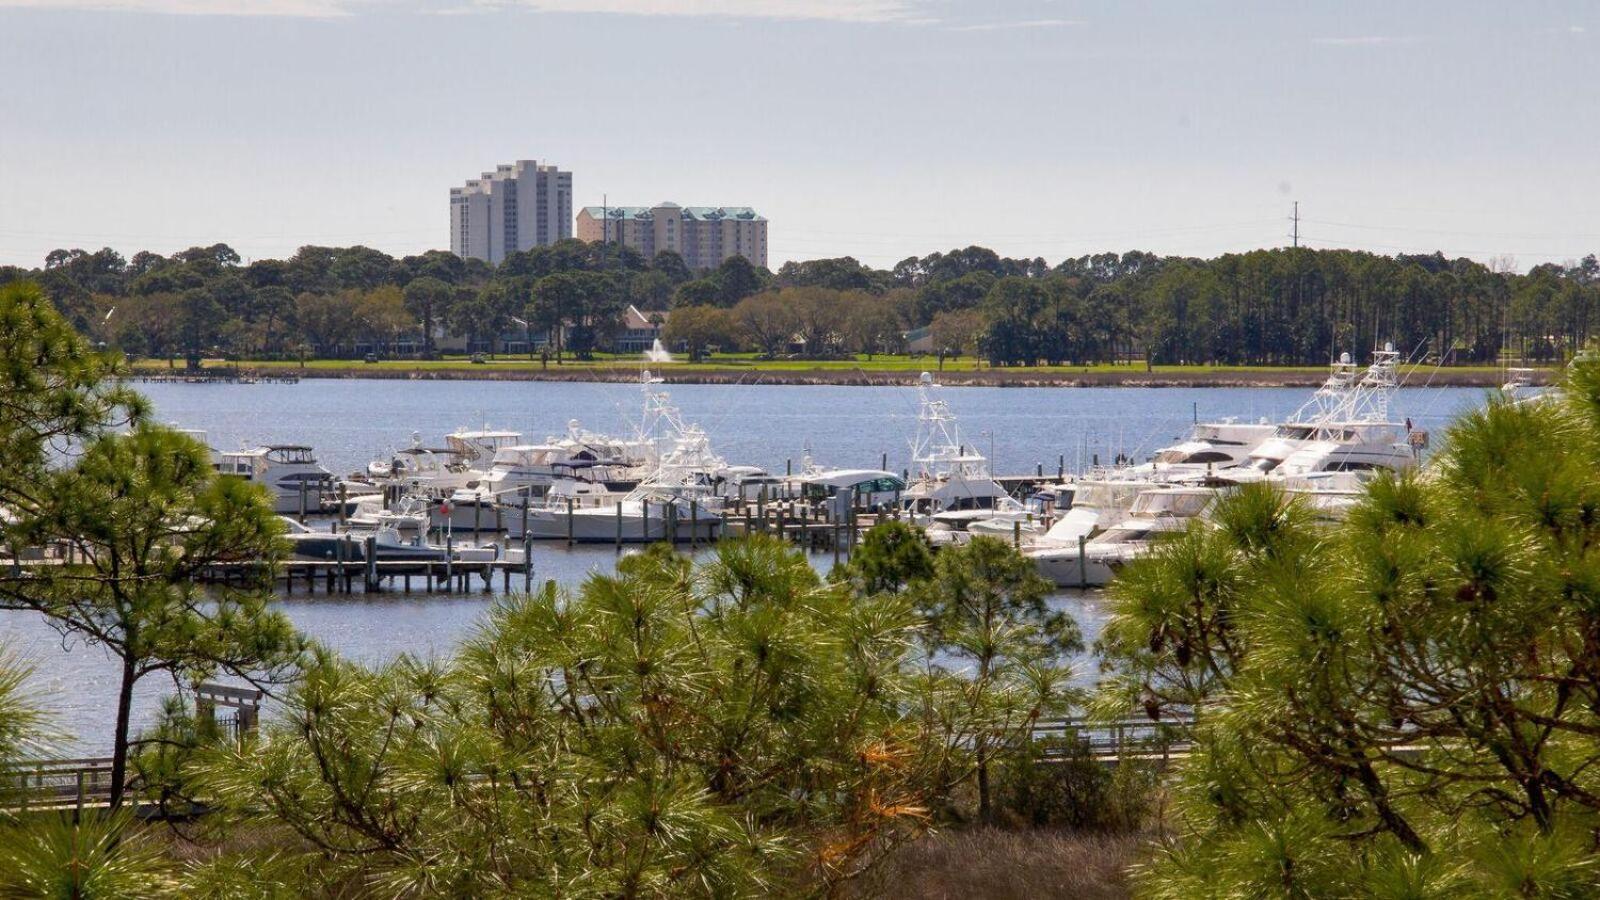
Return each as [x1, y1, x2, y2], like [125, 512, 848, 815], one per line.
[0, 0, 1596, 272]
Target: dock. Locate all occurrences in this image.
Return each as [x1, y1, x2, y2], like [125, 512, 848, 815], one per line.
[0, 714, 1195, 817]
[199, 557, 533, 595]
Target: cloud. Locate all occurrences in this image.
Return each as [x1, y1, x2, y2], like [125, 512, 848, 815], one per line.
[0, 0, 353, 14]
[1311, 35, 1420, 46]
[946, 17, 1080, 32]
[487, 0, 924, 23]
[1569, 24, 1586, 34]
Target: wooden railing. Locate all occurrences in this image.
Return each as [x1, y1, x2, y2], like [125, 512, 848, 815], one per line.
[1029, 716, 1196, 764]
[0, 757, 118, 812]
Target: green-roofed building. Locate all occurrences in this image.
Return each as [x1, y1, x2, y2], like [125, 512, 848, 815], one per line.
[577, 201, 767, 271]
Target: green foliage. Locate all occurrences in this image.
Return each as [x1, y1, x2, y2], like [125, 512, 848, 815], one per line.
[0, 281, 143, 491]
[1105, 359, 1600, 895]
[833, 520, 935, 595]
[995, 739, 1159, 832]
[4, 424, 303, 807]
[912, 536, 1082, 824]
[194, 536, 986, 895]
[0, 813, 175, 899]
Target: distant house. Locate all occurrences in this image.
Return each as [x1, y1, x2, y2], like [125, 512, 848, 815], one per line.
[613, 305, 669, 353]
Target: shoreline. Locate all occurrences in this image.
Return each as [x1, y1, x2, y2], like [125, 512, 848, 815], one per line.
[126, 364, 1546, 388]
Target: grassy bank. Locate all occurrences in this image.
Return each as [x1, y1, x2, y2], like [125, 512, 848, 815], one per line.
[128, 353, 1546, 388]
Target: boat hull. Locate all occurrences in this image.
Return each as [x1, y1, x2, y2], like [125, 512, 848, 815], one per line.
[1029, 547, 1119, 588]
[514, 503, 723, 543]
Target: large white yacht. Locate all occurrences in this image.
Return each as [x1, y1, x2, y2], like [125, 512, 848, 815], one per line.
[216, 445, 335, 514]
[1030, 486, 1220, 587]
[365, 434, 481, 497]
[1125, 418, 1276, 480]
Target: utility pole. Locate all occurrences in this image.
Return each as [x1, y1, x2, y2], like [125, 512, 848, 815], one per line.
[1291, 201, 1300, 248]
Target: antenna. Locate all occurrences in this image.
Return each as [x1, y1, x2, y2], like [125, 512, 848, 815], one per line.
[1291, 201, 1300, 248]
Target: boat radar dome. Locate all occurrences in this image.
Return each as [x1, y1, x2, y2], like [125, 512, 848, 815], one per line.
[1385, 341, 1395, 352]
[920, 371, 934, 385]
[1340, 352, 1352, 364]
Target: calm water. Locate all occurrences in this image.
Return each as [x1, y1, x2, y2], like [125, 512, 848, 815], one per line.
[1, 378, 1488, 751]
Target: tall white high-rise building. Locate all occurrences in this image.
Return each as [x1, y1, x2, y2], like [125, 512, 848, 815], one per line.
[449, 159, 572, 264]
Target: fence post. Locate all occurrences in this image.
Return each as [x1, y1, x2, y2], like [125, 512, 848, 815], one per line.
[364, 536, 378, 592]
[1078, 534, 1088, 589]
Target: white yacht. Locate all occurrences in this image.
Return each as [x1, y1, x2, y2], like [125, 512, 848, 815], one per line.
[216, 445, 335, 514]
[1126, 418, 1276, 480]
[365, 434, 481, 497]
[1030, 486, 1220, 588]
[443, 426, 523, 468]
[1025, 476, 1158, 548]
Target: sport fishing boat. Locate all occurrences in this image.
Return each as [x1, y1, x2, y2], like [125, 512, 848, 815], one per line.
[1218, 345, 1420, 483]
[896, 373, 1033, 541]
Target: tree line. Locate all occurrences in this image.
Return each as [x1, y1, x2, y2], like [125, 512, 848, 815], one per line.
[5, 240, 1599, 366]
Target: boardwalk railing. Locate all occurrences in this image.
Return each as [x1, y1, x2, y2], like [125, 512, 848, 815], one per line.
[1029, 716, 1196, 764]
[0, 714, 1198, 815]
[0, 757, 117, 812]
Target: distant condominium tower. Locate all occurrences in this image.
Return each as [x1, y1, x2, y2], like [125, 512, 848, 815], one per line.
[576, 202, 768, 270]
[450, 159, 573, 264]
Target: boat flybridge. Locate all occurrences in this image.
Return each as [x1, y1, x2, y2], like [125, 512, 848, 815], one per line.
[216, 445, 335, 514]
[893, 372, 1031, 542]
[365, 432, 480, 495]
[443, 426, 523, 468]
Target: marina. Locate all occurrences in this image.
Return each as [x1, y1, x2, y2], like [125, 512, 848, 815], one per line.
[0, 372, 1490, 751]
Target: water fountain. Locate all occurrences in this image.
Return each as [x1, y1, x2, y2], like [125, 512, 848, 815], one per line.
[644, 338, 673, 364]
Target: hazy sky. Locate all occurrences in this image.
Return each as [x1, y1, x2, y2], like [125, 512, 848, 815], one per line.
[1, 0, 1596, 271]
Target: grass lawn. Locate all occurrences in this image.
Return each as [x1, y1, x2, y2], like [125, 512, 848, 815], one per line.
[129, 353, 1531, 379]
